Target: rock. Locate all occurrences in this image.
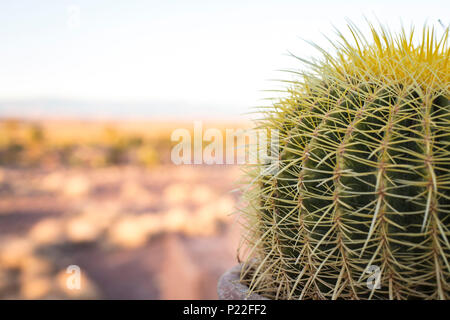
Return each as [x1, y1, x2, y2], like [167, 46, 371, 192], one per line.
[18, 256, 54, 299]
[138, 214, 164, 235]
[28, 218, 65, 245]
[20, 275, 53, 299]
[65, 216, 102, 243]
[20, 256, 53, 277]
[191, 185, 215, 205]
[78, 208, 119, 231]
[108, 216, 150, 248]
[162, 208, 189, 233]
[63, 176, 91, 197]
[184, 206, 217, 237]
[0, 237, 34, 269]
[121, 181, 148, 199]
[163, 183, 189, 204]
[120, 181, 158, 207]
[40, 172, 64, 192]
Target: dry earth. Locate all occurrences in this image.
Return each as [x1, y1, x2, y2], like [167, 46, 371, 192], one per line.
[0, 165, 243, 299]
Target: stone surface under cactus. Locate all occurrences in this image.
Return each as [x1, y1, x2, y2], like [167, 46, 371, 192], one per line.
[240, 23, 449, 300]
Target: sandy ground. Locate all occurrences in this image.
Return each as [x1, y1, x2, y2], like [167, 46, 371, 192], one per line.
[0, 165, 243, 299]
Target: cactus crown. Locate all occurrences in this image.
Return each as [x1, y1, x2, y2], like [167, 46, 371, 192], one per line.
[241, 22, 449, 300]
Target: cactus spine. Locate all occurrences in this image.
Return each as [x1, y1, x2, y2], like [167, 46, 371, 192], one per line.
[241, 23, 450, 299]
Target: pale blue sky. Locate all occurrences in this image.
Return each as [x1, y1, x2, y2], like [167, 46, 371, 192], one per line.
[0, 0, 448, 119]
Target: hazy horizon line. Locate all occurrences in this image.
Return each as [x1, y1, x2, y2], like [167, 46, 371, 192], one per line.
[0, 97, 259, 121]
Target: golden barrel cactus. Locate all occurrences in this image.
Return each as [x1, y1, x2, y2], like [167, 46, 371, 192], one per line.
[241, 23, 449, 299]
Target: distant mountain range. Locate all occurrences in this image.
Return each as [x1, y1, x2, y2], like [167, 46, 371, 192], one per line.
[0, 98, 250, 120]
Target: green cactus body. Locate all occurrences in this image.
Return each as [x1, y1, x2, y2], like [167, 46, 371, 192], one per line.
[241, 24, 450, 299]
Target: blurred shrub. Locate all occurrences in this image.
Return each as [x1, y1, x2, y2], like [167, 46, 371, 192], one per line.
[0, 120, 170, 168]
[26, 124, 45, 145]
[136, 145, 160, 167]
[0, 143, 24, 166]
[68, 145, 109, 167]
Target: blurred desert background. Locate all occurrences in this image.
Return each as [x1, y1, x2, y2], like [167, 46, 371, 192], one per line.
[0, 118, 250, 299]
